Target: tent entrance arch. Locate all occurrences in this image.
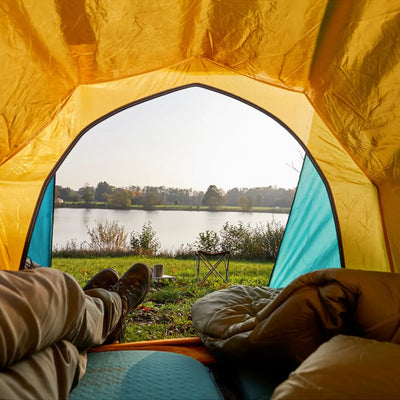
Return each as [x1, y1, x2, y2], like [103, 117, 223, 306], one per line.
[24, 85, 342, 286]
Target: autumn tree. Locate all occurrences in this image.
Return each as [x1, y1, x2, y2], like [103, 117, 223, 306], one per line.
[106, 189, 131, 208]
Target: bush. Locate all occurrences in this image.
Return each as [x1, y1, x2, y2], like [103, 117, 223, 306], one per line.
[193, 230, 220, 252]
[87, 220, 128, 252]
[220, 222, 252, 256]
[261, 220, 286, 259]
[130, 222, 161, 256]
[185, 220, 285, 261]
[53, 220, 284, 261]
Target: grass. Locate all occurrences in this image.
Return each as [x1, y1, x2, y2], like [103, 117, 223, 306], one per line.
[53, 256, 273, 342]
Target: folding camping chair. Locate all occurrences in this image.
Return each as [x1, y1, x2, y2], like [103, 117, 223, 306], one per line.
[196, 250, 230, 283]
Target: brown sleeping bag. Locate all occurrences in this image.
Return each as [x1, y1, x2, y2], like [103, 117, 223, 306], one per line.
[192, 268, 400, 366]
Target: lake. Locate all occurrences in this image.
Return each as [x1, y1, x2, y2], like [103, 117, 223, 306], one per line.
[53, 208, 289, 252]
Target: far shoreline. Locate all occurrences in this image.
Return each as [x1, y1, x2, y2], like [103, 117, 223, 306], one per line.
[55, 202, 290, 214]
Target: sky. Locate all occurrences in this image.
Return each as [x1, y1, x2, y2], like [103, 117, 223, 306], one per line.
[56, 87, 304, 192]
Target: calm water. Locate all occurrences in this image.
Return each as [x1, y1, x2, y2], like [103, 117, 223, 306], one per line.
[53, 208, 288, 251]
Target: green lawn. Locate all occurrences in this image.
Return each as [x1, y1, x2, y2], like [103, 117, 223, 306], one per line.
[53, 256, 273, 342]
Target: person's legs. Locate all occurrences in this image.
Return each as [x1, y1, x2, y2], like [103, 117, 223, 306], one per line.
[0, 263, 152, 398]
[0, 263, 153, 365]
[0, 340, 84, 400]
[0, 267, 121, 368]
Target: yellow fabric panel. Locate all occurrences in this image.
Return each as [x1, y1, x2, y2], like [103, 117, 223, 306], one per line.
[307, 114, 390, 272]
[201, 0, 328, 90]
[0, 0, 73, 165]
[311, 1, 400, 186]
[378, 183, 400, 272]
[0, 180, 40, 270]
[53, 0, 327, 88]
[309, 1, 400, 185]
[307, 0, 400, 270]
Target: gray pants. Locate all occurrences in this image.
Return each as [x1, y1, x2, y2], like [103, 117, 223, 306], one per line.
[0, 268, 122, 399]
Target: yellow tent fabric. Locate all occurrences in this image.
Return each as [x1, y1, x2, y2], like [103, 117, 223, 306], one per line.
[0, 0, 399, 272]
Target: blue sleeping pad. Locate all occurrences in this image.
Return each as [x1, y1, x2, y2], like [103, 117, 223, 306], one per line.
[70, 350, 224, 400]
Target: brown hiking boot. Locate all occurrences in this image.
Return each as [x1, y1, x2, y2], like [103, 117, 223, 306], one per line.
[104, 263, 152, 344]
[83, 268, 119, 291]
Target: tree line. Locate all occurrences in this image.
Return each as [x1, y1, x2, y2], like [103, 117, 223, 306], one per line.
[55, 182, 295, 210]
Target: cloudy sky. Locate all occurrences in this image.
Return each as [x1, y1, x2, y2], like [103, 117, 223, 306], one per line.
[56, 87, 304, 192]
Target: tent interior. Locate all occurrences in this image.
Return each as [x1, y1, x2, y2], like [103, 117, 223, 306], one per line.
[1, 0, 400, 399]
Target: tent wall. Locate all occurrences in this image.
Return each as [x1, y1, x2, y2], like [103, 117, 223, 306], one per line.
[307, 114, 390, 272]
[26, 177, 54, 268]
[0, 1, 398, 274]
[269, 155, 342, 288]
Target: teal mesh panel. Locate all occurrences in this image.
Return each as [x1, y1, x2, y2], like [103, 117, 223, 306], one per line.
[269, 156, 341, 288]
[27, 178, 54, 267]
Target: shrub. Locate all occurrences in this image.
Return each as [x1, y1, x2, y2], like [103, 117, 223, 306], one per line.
[193, 230, 220, 252]
[219, 222, 252, 256]
[187, 220, 285, 261]
[87, 220, 128, 252]
[130, 222, 161, 256]
[261, 220, 285, 260]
